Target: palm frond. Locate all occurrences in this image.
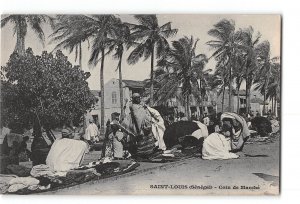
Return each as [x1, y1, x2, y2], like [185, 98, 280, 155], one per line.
[127, 43, 146, 65]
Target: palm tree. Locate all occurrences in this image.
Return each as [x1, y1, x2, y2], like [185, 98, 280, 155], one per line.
[207, 19, 244, 112]
[49, 15, 92, 68]
[127, 15, 178, 106]
[232, 45, 248, 114]
[84, 15, 121, 134]
[1, 15, 54, 55]
[155, 36, 209, 119]
[211, 61, 230, 112]
[238, 27, 262, 113]
[105, 22, 133, 120]
[265, 61, 280, 115]
[253, 41, 279, 114]
[49, 15, 95, 130]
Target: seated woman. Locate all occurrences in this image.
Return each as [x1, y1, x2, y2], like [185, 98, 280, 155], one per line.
[220, 112, 250, 153]
[202, 124, 239, 160]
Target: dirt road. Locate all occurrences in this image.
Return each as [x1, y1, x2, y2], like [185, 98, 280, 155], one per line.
[42, 136, 280, 195]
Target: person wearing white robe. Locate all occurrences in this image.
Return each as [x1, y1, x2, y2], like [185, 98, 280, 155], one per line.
[202, 124, 239, 160]
[146, 106, 167, 151]
[85, 119, 99, 143]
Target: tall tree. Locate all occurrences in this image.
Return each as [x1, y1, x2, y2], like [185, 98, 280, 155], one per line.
[1, 15, 54, 55]
[105, 23, 133, 120]
[253, 41, 279, 114]
[84, 15, 121, 134]
[50, 15, 92, 68]
[155, 36, 209, 119]
[127, 15, 178, 106]
[1, 48, 97, 136]
[49, 15, 93, 129]
[207, 19, 244, 112]
[238, 26, 262, 113]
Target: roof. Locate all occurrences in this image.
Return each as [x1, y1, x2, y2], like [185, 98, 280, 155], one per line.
[251, 97, 269, 105]
[123, 80, 146, 89]
[90, 90, 100, 97]
[233, 89, 246, 96]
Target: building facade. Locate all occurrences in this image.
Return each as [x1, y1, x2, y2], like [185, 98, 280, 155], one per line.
[86, 78, 146, 126]
[86, 79, 279, 127]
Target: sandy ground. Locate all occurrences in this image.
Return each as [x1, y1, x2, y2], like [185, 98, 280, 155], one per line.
[41, 135, 280, 196]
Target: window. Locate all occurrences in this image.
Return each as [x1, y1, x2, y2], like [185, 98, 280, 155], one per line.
[112, 91, 117, 104]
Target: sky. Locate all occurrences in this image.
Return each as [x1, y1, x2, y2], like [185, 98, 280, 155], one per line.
[1, 14, 281, 90]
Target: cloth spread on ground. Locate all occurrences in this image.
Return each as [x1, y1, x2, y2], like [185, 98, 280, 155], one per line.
[147, 106, 166, 150]
[191, 121, 209, 139]
[202, 133, 239, 160]
[0, 174, 17, 194]
[163, 121, 200, 149]
[7, 160, 140, 194]
[251, 117, 272, 137]
[8, 177, 40, 193]
[46, 138, 89, 172]
[30, 164, 55, 177]
[271, 119, 280, 134]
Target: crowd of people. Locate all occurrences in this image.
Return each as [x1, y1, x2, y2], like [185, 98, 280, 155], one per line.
[1, 92, 280, 172]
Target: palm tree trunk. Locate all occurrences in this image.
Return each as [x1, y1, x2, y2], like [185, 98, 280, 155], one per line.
[263, 79, 267, 115]
[274, 95, 277, 117]
[150, 44, 155, 106]
[100, 48, 105, 135]
[118, 53, 124, 120]
[245, 70, 249, 113]
[15, 23, 25, 55]
[274, 90, 277, 115]
[271, 97, 274, 114]
[246, 81, 249, 113]
[186, 94, 191, 120]
[248, 80, 253, 114]
[79, 42, 82, 68]
[222, 85, 225, 112]
[79, 42, 86, 131]
[228, 65, 232, 112]
[237, 88, 240, 114]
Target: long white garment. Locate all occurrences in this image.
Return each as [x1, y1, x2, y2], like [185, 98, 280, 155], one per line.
[221, 112, 250, 139]
[85, 123, 99, 141]
[203, 116, 210, 126]
[270, 119, 280, 133]
[147, 106, 166, 150]
[46, 138, 89, 172]
[192, 121, 209, 139]
[202, 133, 239, 160]
[113, 131, 124, 158]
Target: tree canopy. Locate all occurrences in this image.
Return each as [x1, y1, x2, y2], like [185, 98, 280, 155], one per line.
[1, 48, 97, 130]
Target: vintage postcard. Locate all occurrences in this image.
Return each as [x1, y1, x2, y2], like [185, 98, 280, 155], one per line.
[0, 14, 281, 195]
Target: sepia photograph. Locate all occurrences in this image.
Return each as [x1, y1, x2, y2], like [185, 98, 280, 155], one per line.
[0, 14, 281, 195]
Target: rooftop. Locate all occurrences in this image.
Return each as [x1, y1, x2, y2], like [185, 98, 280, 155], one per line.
[251, 97, 269, 105]
[90, 90, 100, 97]
[123, 80, 146, 89]
[233, 89, 247, 96]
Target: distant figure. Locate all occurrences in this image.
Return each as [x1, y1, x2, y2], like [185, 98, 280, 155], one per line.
[178, 112, 188, 121]
[61, 128, 73, 139]
[203, 113, 210, 126]
[18, 136, 31, 161]
[85, 119, 99, 144]
[9, 141, 20, 165]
